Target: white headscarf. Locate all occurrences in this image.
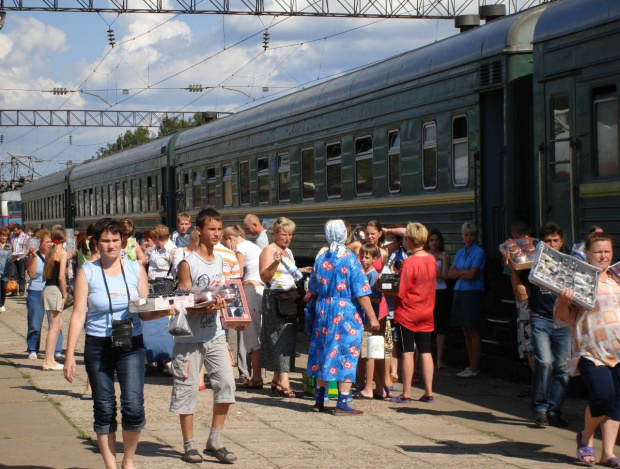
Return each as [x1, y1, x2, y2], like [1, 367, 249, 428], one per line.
[325, 220, 348, 258]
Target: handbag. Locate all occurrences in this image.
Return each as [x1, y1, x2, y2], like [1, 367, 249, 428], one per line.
[149, 261, 176, 296]
[274, 288, 304, 320]
[63, 285, 74, 310]
[384, 318, 393, 359]
[6, 279, 17, 293]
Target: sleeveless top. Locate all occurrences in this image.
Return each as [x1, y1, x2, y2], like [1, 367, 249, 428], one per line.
[45, 261, 61, 287]
[175, 251, 225, 344]
[372, 253, 389, 318]
[436, 258, 447, 290]
[82, 260, 142, 337]
[28, 253, 46, 292]
[120, 237, 137, 261]
[268, 247, 296, 290]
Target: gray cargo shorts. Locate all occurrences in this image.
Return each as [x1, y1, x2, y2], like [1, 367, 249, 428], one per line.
[169, 334, 236, 415]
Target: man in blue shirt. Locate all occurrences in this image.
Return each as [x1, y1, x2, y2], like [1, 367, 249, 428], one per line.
[509, 221, 570, 428]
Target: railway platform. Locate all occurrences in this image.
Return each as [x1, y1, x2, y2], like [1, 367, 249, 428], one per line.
[0, 294, 614, 468]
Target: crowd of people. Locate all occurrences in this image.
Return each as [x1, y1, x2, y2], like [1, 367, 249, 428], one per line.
[3, 212, 620, 468]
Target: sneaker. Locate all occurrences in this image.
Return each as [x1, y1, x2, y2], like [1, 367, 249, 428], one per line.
[457, 368, 479, 378]
[28, 352, 37, 360]
[533, 411, 548, 427]
[54, 353, 64, 361]
[548, 413, 569, 428]
[0, 306, 5, 312]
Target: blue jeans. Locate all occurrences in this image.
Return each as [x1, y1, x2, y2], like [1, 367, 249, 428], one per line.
[530, 315, 571, 415]
[84, 334, 146, 434]
[26, 290, 63, 354]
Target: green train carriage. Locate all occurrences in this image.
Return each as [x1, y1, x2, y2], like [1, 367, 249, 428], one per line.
[533, 0, 620, 248]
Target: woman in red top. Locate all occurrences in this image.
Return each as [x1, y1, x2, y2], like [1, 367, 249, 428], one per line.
[392, 222, 437, 404]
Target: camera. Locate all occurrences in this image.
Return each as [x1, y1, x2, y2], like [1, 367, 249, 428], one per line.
[111, 318, 133, 351]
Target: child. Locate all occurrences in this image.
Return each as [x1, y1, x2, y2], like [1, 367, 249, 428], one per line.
[355, 243, 385, 399]
[169, 208, 239, 464]
[172, 213, 192, 248]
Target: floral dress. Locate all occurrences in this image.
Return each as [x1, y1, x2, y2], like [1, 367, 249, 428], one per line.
[307, 249, 371, 382]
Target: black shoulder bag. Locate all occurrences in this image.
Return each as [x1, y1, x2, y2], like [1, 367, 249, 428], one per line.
[101, 261, 133, 351]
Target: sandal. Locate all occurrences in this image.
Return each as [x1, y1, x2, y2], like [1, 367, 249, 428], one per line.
[240, 379, 264, 389]
[277, 386, 299, 398]
[576, 431, 596, 465]
[203, 447, 237, 464]
[600, 458, 620, 468]
[390, 395, 412, 404]
[182, 448, 203, 463]
[383, 385, 393, 398]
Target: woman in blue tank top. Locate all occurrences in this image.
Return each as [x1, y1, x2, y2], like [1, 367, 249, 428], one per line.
[25, 229, 63, 359]
[63, 218, 175, 469]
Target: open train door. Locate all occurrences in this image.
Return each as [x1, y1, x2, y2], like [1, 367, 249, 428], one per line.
[541, 77, 577, 244]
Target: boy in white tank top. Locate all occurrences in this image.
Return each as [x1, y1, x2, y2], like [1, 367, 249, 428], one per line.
[169, 208, 240, 464]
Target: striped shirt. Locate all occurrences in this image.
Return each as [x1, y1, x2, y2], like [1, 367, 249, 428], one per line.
[214, 242, 241, 279]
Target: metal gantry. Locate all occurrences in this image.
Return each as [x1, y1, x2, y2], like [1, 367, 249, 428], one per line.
[0, 110, 232, 127]
[0, 0, 551, 18]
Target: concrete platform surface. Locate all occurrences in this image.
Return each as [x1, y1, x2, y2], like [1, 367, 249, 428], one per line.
[0, 294, 611, 468]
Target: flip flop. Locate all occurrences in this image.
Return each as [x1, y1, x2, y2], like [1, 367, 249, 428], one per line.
[576, 431, 596, 466]
[599, 458, 620, 468]
[203, 447, 237, 464]
[383, 385, 393, 398]
[390, 396, 412, 404]
[352, 392, 374, 400]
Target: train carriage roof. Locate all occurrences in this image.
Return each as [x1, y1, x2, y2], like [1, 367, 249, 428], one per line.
[175, 5, 546, 152]
[21, 169, 70, 197]
[69, 136, 171, 183]
[534, 0, 620, 44]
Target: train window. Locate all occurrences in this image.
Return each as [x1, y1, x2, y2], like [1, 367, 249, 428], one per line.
[139, 179, 146, 212]
[453, 116, 469, 187]
[355, 136, 373, 196]
[122, 182, 129, 214]
[239, 161, 250, 205]
[89, 188, 95, 216]
[206, 168, 216, 206]
[278, 153, 291, 202]
[76, 191, 81, 217]
[148, 176, 156, 212]
[193, 170, 202, 208]
[258, 158, 269, 204]
[116, 182, 123, 215]
[594, 86, 618, 178]
[183, 173, 191, 211]
[326, 142, 342, 198]
[223, 165, 233, 207]
[82, 189, 87, 217]
[388, 131, 401, 193]
[550, 94, 571, 180]
[423, 122, 437, 190]
[301, 148, 315, 200]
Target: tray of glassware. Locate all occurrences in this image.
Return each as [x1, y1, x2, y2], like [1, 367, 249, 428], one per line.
[499, 236, 538, 270]
[129, 291, 195, 313]
[528, 242, 600, 310]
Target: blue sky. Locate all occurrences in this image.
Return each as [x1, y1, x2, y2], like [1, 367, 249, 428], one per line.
[0, 7, 469, 177]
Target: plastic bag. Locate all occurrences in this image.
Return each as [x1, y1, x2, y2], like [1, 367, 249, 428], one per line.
[168, 309, 192, 337]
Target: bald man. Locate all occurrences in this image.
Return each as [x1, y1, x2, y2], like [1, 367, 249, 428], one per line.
[243, 214, 272, 250]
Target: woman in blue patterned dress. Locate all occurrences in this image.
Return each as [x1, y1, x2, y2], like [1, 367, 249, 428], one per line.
[307, 220, 380, 415]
